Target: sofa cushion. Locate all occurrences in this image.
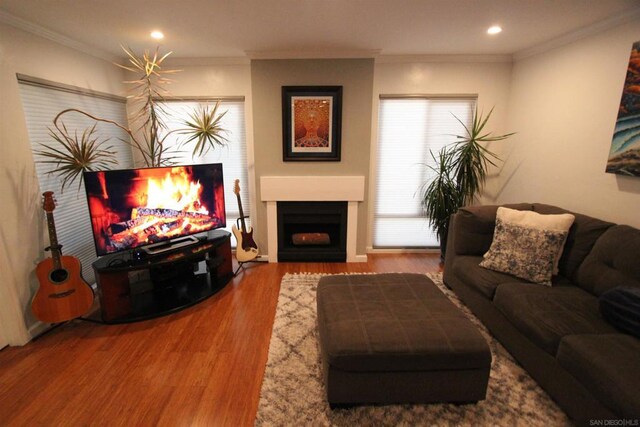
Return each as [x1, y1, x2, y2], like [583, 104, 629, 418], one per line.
[452, 256, 573, 299]
[532, 204, 614, 280]
[452, 255, 529, 299]
[557, 334, 640, 418]
[453, 203, 533, 256]
[575, 225, 640, 296]
[493, 283, 617, 355]
[480, 209, 573, 284]
[599, 287, 640, 338]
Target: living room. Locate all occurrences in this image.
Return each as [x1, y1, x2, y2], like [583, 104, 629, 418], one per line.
[0, 1, 639, 426]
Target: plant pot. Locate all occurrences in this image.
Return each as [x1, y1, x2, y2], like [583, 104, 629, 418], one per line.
[438, 227, 448, 262]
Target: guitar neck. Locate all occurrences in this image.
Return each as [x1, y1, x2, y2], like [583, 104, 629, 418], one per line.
[46, 211, 63, 270]
[236, 192, 247, 232]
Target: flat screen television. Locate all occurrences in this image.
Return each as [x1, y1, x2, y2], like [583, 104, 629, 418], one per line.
[83, 163, 226, 256]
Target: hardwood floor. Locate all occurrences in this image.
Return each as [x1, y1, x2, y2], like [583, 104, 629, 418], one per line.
[0, 254, 442, 426]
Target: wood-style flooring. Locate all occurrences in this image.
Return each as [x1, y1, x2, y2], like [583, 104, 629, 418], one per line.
[0, 254, 442, 426]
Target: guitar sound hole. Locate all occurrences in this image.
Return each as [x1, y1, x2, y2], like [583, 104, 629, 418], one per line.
[50, 269, 69, 283]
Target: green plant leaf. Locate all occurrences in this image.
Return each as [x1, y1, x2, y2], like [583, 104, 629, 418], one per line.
[177, 102, 229, 157]
[35, 123, 118, 193]
[420, 147, 463, 235]
[448, 106, 515, 205]
[420, 105, 515, 240]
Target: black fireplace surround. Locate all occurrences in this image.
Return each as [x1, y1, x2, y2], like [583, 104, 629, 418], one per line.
[277, 201, 347, 262]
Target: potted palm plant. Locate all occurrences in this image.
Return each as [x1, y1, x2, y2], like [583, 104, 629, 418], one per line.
[420, 147, 463, 258]
[421, 106, 514, 259]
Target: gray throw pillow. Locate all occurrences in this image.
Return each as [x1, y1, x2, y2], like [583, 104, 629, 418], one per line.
[480, 218, 569, 285]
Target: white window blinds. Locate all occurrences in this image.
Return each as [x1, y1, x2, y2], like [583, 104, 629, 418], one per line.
[18, 77, 133, 285]
[373, 97, 476, 248]
[159, 100, 249, 247]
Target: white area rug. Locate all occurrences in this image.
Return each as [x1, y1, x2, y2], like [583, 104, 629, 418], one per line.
[255, 273, 570, 426]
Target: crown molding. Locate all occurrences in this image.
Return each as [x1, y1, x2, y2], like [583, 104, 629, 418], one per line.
[0, 10, 119, 62]
[163, 56, 250, 66]
[376, 54, 512, 64]
[246, 49, 381, 60]
[3, 6, 638, 67]
[514, 6, 640, 61]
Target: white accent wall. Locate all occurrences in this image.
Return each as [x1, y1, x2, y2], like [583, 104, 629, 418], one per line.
[369, 58, 513, 250]
[0, 23, 126, 344]
[497, 20, 640, 227]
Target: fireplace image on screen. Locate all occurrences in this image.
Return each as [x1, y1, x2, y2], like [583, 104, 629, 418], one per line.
[84, 164, 226, 256]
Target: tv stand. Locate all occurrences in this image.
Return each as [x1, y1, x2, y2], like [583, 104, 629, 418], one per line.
[90, 230, 232, 324]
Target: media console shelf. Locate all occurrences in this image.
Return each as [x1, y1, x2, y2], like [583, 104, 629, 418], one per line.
[91, 230, 233, 324]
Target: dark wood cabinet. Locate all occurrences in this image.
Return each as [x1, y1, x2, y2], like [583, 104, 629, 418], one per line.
[91, 230, 233, 323]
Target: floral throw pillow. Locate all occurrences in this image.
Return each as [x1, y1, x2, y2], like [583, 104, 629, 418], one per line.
[480, 218, 569, 285]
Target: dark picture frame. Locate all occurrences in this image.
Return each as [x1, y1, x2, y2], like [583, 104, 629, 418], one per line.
[282, 86, 342, 161]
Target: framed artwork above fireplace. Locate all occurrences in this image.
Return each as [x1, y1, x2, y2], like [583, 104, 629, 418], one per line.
[282, 86, 342, 161]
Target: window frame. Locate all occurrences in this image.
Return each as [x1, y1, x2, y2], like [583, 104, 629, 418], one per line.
[371, 94, 478, 250]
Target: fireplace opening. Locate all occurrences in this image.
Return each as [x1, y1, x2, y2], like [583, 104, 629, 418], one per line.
[277, 201, 347, 262]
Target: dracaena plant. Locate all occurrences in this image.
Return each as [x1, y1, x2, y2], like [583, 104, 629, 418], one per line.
[179, 103, 228, 157]
[420, 147, 463, 241]
[34, 122, 118, 192]
[421, 106, 514, 256]
[450, 106, 515, 206]
[36, 46, 229, 192]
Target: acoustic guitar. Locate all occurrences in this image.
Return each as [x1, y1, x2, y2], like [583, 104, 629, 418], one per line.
[31, 192, 94, 323]
[231, 179, 259, 262]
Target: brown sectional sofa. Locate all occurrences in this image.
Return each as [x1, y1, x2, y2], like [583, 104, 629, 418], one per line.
[443, 203, 640, 426]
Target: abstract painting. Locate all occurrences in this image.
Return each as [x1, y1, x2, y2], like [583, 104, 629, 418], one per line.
[607, 41, 640, 176]
[282, 86, 342, 161]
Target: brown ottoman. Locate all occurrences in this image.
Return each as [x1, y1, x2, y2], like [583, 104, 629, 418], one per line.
[316, 273, 491, 406]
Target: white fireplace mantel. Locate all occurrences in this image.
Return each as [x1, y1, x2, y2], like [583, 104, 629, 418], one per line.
[260, 176, 366, 263]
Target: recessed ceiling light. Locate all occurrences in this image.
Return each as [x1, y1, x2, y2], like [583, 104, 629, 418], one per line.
[150, 30, 164, 40]
[487, 26, 502, 35]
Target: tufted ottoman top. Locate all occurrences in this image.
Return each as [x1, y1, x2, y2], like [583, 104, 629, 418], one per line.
[317, 273, 491, 372]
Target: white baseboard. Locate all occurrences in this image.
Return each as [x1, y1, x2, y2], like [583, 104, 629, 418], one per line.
[366, 246, 440, 254]
[255, 254, 269, 262]
[254, 254, 365, 263]
[353, 254, 368, 263]
[231, 251, 269, 263]
[28, 320, 52, 340]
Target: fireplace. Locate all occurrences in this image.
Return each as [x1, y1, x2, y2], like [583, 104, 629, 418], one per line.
[260, 176, 366, 263]
[277, 202, 347, 262]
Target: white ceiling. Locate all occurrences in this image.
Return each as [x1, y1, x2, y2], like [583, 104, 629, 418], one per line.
[1, 0, 639, 59]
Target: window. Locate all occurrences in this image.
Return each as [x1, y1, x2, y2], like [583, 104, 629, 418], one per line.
[18, 75, 133, 285]
[159, 99, 249, 247]
[373, 97, 476, 248]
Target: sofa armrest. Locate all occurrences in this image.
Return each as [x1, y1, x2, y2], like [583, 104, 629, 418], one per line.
[443, 203, 533, 288]
[445, 203, 537, 257]
[453, 208, 497, 256]
[453, 203, 533, 255]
